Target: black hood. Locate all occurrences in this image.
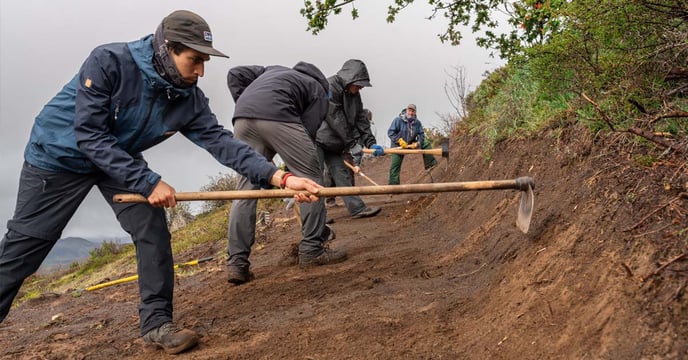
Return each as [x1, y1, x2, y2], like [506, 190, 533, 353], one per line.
[336, 59, 371, 87]
[293, 61, 329, 95]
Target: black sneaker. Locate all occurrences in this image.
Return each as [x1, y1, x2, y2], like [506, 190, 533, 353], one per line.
[142, 322, 199, 354]
[299, 247, 348, 267]
[227, 265, 253, 285]
[352, 207, 381, 219]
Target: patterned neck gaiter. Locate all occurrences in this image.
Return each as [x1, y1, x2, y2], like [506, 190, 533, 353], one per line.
[152, 23, 194, 89]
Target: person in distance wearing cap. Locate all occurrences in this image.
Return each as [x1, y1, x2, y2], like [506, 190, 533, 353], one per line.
[315, 59, 384, 219]
[387, 104, 438, 185]
[0, 10, 321, 355]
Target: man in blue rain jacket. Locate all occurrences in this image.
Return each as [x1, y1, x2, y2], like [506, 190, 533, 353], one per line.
[0, 10, 320, 355]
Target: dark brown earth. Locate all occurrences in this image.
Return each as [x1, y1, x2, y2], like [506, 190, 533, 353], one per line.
[1, 125, 686, 359]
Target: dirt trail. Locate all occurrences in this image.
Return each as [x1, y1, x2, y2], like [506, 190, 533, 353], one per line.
[1, 125, 686, 359]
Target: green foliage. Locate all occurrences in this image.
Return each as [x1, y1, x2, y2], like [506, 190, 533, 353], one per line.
[633, 154, 658, 167]
[510, 0, 565, 45]
[300, 1, 570, 60]
[170, 204, 230, 254]
[465, 62, 574, 151]
[423, 127, 446, 147]
[76, 241, 133, 277]
[18, 241, 135, 298]
[459, 0, 688, 156]
[301, 0, 357, 34]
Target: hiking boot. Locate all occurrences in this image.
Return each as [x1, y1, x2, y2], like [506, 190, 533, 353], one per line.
[299, 247, 348, 267]
[227, 265, 253, 285]
[142, 322, 199, 355]
[352, 207, 381, 219]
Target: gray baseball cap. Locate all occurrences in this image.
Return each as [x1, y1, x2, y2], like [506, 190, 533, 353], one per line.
[162, 10, 229, 58]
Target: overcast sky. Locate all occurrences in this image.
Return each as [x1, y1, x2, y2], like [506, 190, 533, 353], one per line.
[0, 1, 505, 240]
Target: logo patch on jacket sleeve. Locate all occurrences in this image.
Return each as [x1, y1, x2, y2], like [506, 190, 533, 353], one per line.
[85, 78, 92, 88]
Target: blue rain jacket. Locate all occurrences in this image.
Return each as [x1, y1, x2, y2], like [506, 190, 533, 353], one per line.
[24, 35, 276, 197]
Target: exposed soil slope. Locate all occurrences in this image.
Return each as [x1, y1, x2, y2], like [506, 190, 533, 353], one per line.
[1, 125, 686, 359]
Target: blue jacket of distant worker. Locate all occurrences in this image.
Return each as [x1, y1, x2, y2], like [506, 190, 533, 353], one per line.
[387, 109, 426, 146]
[23, 35, 276, 197]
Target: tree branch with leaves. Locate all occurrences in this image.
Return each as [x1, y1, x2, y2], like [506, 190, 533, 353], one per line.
[300, 0, 565, 60]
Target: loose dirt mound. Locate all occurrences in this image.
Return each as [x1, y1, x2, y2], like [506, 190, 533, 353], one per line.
[1, 125, 686, 359]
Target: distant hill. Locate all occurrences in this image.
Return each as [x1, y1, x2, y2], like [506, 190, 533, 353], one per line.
[39, 237, 101, 273]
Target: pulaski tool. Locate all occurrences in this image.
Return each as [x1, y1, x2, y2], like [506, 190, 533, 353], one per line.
[114, 177, 535, 233]
[362, 141, 450, 170]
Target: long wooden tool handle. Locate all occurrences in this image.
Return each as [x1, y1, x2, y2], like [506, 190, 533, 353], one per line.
[362, 148, 442, 156]
[343, 160, 380, 186]
[114, 177, 534, 203]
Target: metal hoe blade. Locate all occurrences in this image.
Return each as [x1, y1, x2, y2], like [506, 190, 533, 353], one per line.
[516, 184, 534, 233]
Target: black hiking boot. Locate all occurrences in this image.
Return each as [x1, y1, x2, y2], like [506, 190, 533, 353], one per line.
[299, 247, 348, 267]
[352, 207, 381, 219]
[142, 322, 199, 354]
[227, 265, 253, 285]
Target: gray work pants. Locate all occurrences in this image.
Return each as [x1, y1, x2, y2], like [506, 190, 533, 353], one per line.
[0, 162, 173, 336]
[227, 119, 327, 268]
[317, 147, 367, 216]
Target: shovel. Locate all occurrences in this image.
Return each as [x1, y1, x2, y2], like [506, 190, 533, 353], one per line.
[114, 177, 535, 233]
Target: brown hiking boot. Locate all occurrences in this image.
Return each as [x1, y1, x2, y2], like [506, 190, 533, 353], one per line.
[299, 247, 348, 267]
[142, 322, 199, 354]
[227, 265, 253, 285]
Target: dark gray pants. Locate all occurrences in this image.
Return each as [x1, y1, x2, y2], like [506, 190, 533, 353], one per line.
[317, 147, 367, 216]
[227, 119, 327, 268]
[0, 162, 173, 335]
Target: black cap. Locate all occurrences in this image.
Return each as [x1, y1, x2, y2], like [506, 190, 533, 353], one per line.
[162, 10, 228, 58]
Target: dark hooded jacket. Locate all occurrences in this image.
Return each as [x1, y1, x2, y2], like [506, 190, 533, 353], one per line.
[316, 59, 377, 153]
[227, 62, 330, 138]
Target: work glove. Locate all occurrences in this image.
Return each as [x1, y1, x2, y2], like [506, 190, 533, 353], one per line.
[370, 144, 384, 156]
[408, 142, 419, 149]
[397, 138, 408, 149]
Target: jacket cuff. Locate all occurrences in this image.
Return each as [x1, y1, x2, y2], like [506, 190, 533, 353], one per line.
[141, 172, 162, 198]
